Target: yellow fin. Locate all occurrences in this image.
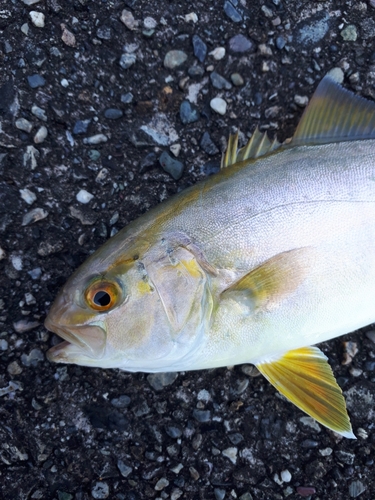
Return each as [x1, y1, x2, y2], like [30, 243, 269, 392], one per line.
[256, 347, 355, 438]
[221, 127, 281, 169]
[223, 248, 313, 310]
[290, 75, 375, 147]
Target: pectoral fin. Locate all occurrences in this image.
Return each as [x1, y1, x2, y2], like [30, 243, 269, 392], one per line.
[256, 346, 355, 438]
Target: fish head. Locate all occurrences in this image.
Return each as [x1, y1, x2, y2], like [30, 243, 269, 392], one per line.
[45, 236, 213, 371]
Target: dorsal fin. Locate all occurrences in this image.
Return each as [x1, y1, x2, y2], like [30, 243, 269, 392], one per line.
[290, 75, 375, 147]
[221, 128, 281, 169]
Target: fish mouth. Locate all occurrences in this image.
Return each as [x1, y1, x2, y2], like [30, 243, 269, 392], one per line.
[45, 320, 107, 364]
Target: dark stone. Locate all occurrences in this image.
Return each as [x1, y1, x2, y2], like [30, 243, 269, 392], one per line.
[84, 405, 129, 431]
[275, 35, 286, 49]
[180, 100, 200, 124]
[111, 395, 131, 408]
[73, 119, 91, 135]
[104, 108, 123, 119]
[0, 81, 15, 116]
[159, 152, 184, 180]
[192, 34, 207, 63]
[210, 71, 232, 90]
[97, 26, 112, 40]
[224, 1, 242, 22]
[188, 65, 205, 77]
[201, 159, 220, 176]
[193, 409, 211, 422]
[200, 132, 219, 155]
[27, 74, 46, 88]
[139, 152, 157, 173]
[228, 34, 254, 53]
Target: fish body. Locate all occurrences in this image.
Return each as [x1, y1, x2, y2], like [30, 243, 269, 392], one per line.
[45, 76, 375, 438]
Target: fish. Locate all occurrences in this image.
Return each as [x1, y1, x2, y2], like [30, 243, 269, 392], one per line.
[45, 74, 375, 439]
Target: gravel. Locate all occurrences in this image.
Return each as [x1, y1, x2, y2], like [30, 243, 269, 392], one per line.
[1, 1, 375, 499]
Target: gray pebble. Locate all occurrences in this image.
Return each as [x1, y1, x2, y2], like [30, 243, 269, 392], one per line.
[341, 24, 358, 41]
[111, 395, 131, 408]
[365, 361, 375, 371]
[229, 34, 254, 53]
[214, 488, 226, 500]
[147, 371, 178, 390]
[91, 481, 109, 499]
[192, 34, 207, 63]
[22, 207, 48, 226]
[21, 348, 44, 367]
[335, 450, 355, 465]
[27, 74, 46, 88]
[200, 132, 219, 155]
[119, 53, 136, 69]
[232, 378, 249, 394]
[8, 361, 23, 375]
[349, 480, 366, 498]
[155, 478, 169, 491]
[164, 50, 188, 69]
[133, 400, 150, 416]
[275, 35, 286, 50]
[97, 26, 112, 40]
[193, 409, 211, 422]
[31, 105, 47, 121]
[83, 134, 108, 145]
[16, 118, 33, 133]
[159, 151, 184, 180]
[239, 494, 253, 500]
[104, 108, 123, 120]
[180, 100, 199, 124]
[224, 1, 242, 22]
[301, 439, 319, 448]
[188, 65, 205, 77]
[121, 92, 134, 104]
[210, 71, 232, 90]
[28, 267, 42, 279]
[73, 119, 91, 135]
[166, 426, 182, 438]
[230, 72, 244, 86]
[0, 339, 8, 351]
[139, 152, 157, 173]
[117, 459, 132, 478]
[296, 12, 330, 46]
[88, 149, 101, 161]
[228, 432, 244, 445]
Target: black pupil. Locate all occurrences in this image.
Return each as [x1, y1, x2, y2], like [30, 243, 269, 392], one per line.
[93, 291, 111, 307]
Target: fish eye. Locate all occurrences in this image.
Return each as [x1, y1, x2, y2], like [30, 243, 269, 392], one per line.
[84, 280, 120, 311]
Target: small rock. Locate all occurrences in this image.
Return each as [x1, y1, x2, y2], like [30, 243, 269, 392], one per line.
[144, 17, 157, 29]
[319, 447, 333, 456]
[193, 409, 211, 422]
[228, 433, 244, 445]
[185, 12, 198, 23]
[60, 79, 69, 87]
[164, 50, 188, 69]
[121, 92, 134, 104]
[210, 97, 227, 115]
[0, 247, 6, 261]
[117, 459, 133, 478]
[147, 372, 178, 390]
[21, 23, 29, 35]
[13, 319, 40, 333]
[121, 10, 138, 30]
[28, 268, 42, 279]
[166, 426, 182, 438]
[61, 24, 76, 47]
[139, 152, 157, 173]
[31, 105, 47, 121]
[224, 1, 242, 22]
[8, 361, 23, 376]
[119, 53, 136, 69]
[170, 144, 181, 157]
[341, 24, 358, 41]
[57, 492, 72, 500]
[180, 100, 200, 124]
[22, 207, 48, 226]
[97, 26, 112, 40]
[22, 0, 42, 4]
[192, 35, 207, 63]
[327, 67, 344, 84]
[29, 11, 45, 28]
[222, 447, 238, 464]
[209, 47, 226, 60]
[281, 470, 292, 482]
[27, 74, 46, 89]
[294, 95, 309, 107]
[300, 416, 321, 432]
[37, 241, 64, 255]
[200, 132, 219, 155]
[16, 118, 33, 133]
[296, 487, 316, 497]
[73, 119, 91, 135]
[91, 482, 109, 499]
[276, 35, 286, 50]
[83, 134, 108, 144]
[76, 189, 94, 204]
[188, 66, 204, 77]
[155, 478, 169, 491]
[349, 480, 366, 498]
[34, 125, 48, 144]
[229, 34, 254, 53]
[20, 188, 37, 205]
[210, 71, 232, 90]
[21, 348, 44, 367]
[104, 108, 123, 120]
[214, 488, 226, 500]
[111, 395, 131, 408]
[231, 72, 244, 86]
[0, 339, 8, 351]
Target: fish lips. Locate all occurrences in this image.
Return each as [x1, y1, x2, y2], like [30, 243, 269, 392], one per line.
[45, 320, 107, 363]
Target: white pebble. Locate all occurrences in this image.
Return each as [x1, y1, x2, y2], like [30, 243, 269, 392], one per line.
[16, 118, 33, 133]
[143, 16, 157, 29]
[185, 12, 198, 23]
[29, 11, 45, 28]
[23, 0, 42, 4]
[326, 67, 344, 84]
[222, 447, 237, 464]
[21, 23, 29, 35]
[121, 9, 138, 30]
[170, 144, 181, 157]
[33, 125, 48, 144]
[20, 188, 37, 205]
[83, 134, 108, 145]
[280, 469, 292, 483]
[22, 208, 48, 226]
[76, 189, 94, 204]
[209, 47, 226, 60]
[210, 97, 227, 115]
[61, 24, 76, 47]
[60, 78, 69, 87]
[11, 254, 23, 271]
[294, 94, 309, 107]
